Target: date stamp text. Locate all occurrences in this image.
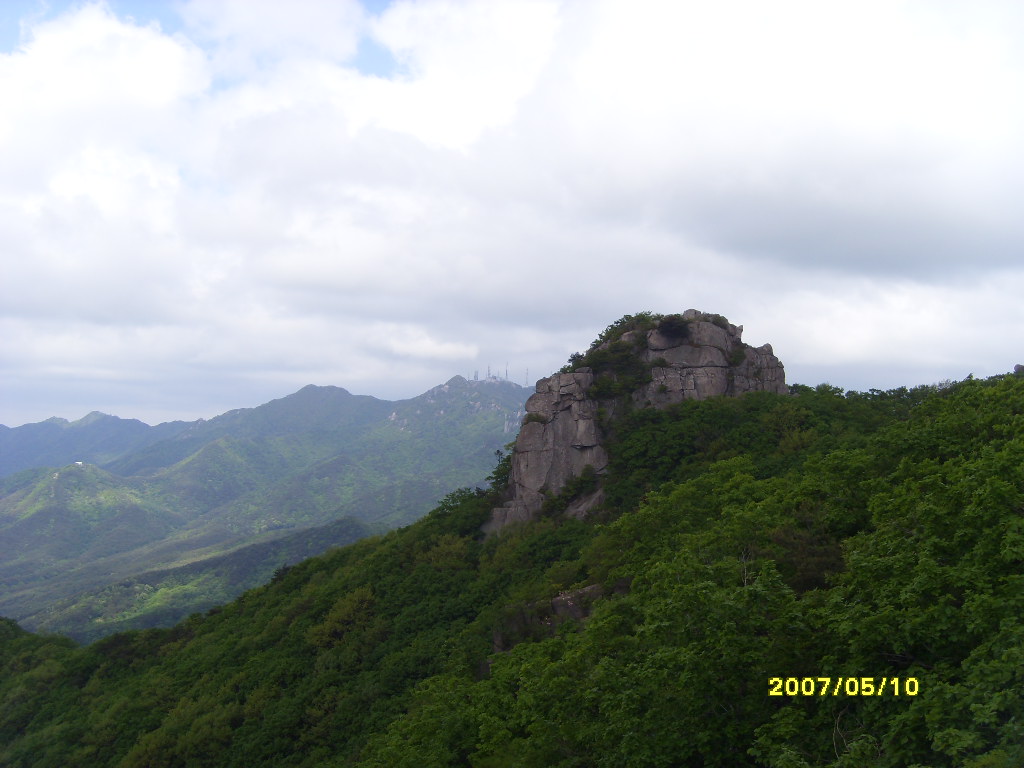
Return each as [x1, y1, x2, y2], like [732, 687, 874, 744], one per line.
[768, 677, 919, 697]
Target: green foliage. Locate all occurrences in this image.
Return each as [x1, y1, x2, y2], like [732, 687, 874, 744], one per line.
[484, 444, 515, 494]
[707, 312, 731, 330]
[655, 312, 690, 338]
[563, 318, 656, 400]
[1, 373, 1022, 767]
[584, 339, 652, 400]
[559, 312, 663, 375]
[590, 311, 663, 349]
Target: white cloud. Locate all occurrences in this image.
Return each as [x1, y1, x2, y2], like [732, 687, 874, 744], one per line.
[523, 0, 1024, 272]
[2, 0, 1024, 426]
[365, 322, 479, 361]
[0, 3, 207, 161]
[179, 0, 366, 76]
[356, 0, 560, 147]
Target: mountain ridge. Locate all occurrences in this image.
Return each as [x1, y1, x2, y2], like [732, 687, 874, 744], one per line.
[0, 312, 1021, 766]
[0, 376, 529, 640]
[0, 378, 525, 478]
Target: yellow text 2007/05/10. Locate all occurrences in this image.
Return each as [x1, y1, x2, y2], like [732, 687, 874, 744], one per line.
[768, 677, 919, 697]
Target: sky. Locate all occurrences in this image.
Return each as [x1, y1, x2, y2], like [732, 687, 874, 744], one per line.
[2, 0, 1023, 427]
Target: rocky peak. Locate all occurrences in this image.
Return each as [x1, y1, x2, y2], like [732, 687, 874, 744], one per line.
[482, 311, 787, 534]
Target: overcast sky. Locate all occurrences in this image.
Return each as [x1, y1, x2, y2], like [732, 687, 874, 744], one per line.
[2, 0, 1023, 426]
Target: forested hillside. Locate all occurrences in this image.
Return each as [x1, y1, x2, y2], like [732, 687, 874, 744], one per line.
[1, 370, 1021, 767]
[0, 377, 527, 641]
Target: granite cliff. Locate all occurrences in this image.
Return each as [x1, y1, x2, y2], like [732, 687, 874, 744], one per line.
[483, 310, 787, 534]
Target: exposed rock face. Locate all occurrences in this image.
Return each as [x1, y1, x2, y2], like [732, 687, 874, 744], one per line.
[636, 319, 786, 406]
[482, 310, 787, 534]
[483, 370, 605, 533]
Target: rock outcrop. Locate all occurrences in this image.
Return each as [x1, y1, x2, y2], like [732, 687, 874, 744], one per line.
[482, 310, 787, 534]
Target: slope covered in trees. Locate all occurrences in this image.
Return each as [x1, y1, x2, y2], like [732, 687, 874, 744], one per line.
[1, 369, 1021, 766]
[0, 377, 527, 641]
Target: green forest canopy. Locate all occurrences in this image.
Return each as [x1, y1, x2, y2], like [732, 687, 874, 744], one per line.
[1, 372, 1022, 767]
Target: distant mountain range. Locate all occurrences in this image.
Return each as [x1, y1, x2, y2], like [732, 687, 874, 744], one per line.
[0, 376, 528, 641]
[0, 411, 191, 478]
